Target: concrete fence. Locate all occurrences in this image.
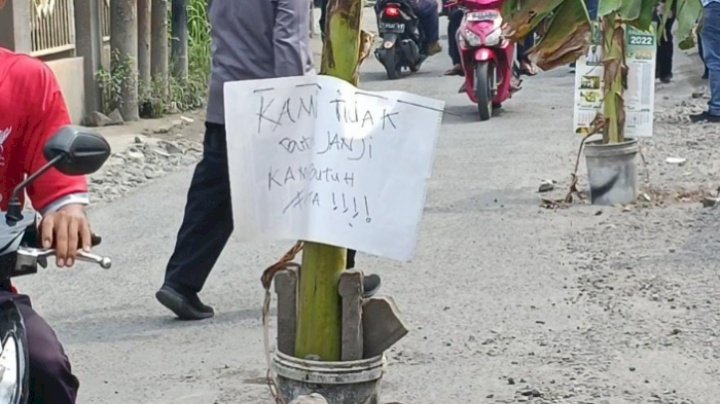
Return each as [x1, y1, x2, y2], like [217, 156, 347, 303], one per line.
[30, 0, 77, 58]
[0, 0, 111, 124]
[100, 0, 110, 42]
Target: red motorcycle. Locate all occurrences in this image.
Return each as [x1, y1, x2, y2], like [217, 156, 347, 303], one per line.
[456, 0, 516, 121]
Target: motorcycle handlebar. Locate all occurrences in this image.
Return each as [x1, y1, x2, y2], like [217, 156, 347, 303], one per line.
[17, 247, 112, 270]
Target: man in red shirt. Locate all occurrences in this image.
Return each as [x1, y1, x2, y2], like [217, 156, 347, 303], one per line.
[0, 40, 94, 403]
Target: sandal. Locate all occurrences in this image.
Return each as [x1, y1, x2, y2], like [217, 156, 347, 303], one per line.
[520, 61, 537, 76]
[444, 65, 464, 76]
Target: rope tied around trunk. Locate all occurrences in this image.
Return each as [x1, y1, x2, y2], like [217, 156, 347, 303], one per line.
[261, 241, 305, 404]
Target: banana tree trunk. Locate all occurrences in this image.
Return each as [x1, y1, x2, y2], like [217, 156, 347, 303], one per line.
[601, 12, 627, 144]
[294, 0, 367, 361]
[295, 243, 347, 360]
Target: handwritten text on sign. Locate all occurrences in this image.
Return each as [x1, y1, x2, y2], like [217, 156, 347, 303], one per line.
[224, 75, 444, 261]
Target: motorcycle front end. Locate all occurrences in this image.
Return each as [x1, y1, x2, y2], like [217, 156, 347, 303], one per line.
[457, 8, 514, 121]
[0, 126, 112, 404]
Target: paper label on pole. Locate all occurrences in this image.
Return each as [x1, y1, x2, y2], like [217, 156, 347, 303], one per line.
[573, 23, 657, 138]
[224, 75, 444, 261]
[624, 25, 657, 137]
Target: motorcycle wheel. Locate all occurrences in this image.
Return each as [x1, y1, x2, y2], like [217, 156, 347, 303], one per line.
[0, 301, 29, 404]
[474, 62, 494, 121]
[384, 47, 402, 80]
[409, 54, 426, 73]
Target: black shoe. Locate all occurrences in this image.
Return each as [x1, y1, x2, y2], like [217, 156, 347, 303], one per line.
[156, 285, 215, 320]
[690, 111, 720, 123]
[660, 75, 672, 84]
[363, 274, 382, 298]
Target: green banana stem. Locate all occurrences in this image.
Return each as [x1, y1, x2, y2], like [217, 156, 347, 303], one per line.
[295, 0, 368, 361]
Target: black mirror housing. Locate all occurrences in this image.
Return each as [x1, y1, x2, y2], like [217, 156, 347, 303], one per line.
[43, 126, 111, 176]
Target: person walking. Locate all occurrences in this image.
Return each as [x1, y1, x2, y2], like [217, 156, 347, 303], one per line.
[158, 0, 367, 320]
[155, 0, 315, 320]
[691, 0, 720, 123]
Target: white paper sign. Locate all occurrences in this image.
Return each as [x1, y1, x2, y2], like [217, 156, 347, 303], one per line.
[224, 75, 444, 261]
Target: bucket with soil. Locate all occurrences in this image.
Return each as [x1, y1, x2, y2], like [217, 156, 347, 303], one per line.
[584, 138, 639, 206]
[273, 351, 386, 404]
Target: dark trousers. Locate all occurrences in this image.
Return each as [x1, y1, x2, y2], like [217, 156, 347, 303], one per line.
[319, 0, 328, 39]
[702, 2, 720, 115]
[516, 34, 535, 64]
[448, 9, 463, 65]
[0, 291, 79, 404]
[699, 35, 709, 76]
[655, 13, 675, 78]
[165, 123, 234, 294]
[585, 0, 598, 19]
[414, 0, 440, 45]
[164, 123, 356, 293]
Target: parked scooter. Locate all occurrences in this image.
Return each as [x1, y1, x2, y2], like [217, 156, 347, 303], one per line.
[0, 126, 111, 403]
[456, 0, 516, 120]
[374, 0, 425, 80]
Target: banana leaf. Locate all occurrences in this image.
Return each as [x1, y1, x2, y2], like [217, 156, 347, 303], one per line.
[502, 0, 566, 41]
[618, 0, 644, 20]
[598, 0, 642, 20]
[662, 0, 703, 49]
[626, 0, 663, 31]
[525, 0, 591, 70]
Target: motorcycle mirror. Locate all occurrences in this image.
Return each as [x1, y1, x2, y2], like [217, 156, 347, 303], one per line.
[5, 127, 111, 226]
[43, 126, 111, 176]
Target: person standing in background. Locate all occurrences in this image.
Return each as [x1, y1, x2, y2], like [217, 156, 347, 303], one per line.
[444, 1, 464, 76]
[691, 0, 720, 123]
[655, 1, 676, 83]
[516, 35, 537, 76]
[319, 0, 328, 39]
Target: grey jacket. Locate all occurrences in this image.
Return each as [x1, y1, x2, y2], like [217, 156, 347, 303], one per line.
[206, 0, 314, 124]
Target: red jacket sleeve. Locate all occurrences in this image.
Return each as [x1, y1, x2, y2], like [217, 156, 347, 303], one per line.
[21, 60, 88, 212]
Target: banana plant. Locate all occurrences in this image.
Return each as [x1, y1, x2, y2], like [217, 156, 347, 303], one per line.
[502, 0, 703, 144]
[295, 0, 374, 361]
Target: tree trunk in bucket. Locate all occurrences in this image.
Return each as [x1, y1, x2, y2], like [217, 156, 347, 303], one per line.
[294, 0, 370, 361]
[583, 13, 638, 206]
[601, 13, 627, 144]
[295, 243, 346, 360]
